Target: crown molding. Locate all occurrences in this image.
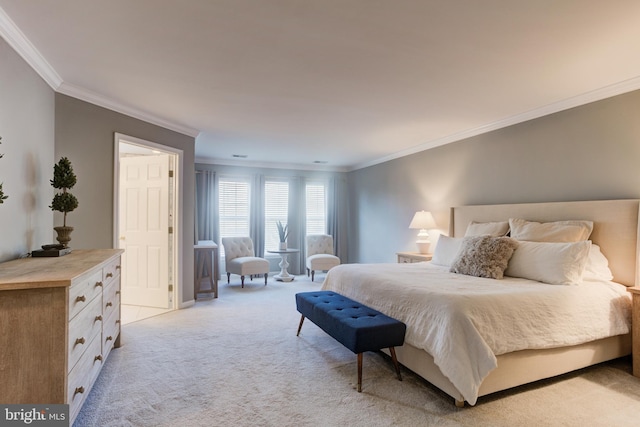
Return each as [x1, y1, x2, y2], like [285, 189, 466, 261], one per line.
[0, 6, 62, 89]
[1, 6, 199, 138]
[350, 75, 640, 171]
[58, 82, 200, 137]
[195, 156, 348, 173]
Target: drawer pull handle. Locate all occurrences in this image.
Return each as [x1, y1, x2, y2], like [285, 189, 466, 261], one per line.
[116, 290, 121, 295]
[95, 281, 103, 287]
[116, 319, 121, 324]
[116, 265, 121, 270]
[106, 302, 113, 307]
[75, 337, 85, 345]
[106, 336, 113, 341]
[95, 355, 103, 362]
[76, 295, 86, 302]
[95, 315, 103, 321]
[106, 272, 113, 278]
[74, 386, 84, 396]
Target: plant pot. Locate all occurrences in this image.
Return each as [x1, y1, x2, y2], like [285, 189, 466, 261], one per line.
[279, 241, 287, 250]
[54, 226, 74, 248]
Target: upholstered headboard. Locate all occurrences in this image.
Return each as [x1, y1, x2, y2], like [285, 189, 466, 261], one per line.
[450, 199, 640, 287]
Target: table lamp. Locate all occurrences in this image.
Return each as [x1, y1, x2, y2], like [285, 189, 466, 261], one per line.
[409, 210, 436, 254]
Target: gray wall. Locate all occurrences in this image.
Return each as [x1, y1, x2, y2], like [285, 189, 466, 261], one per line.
[0, 38, 55, 261]
[55, 94, 196, 305]
[347, 89, 640, 263]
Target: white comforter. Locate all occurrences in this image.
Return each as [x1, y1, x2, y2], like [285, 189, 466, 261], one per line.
[320, 262, 631, 405]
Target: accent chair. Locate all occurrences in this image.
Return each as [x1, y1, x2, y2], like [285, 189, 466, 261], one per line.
[221, 237, 269, 287]
[306, 234, 341, 282]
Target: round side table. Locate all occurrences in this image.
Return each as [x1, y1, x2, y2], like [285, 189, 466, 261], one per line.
[267, 248, 299, 282]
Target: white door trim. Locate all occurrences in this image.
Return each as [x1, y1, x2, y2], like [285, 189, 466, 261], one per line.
[113, 132, 184, 310]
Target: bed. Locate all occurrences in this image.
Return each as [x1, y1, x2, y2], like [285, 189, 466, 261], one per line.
[321, 199, 638, 406]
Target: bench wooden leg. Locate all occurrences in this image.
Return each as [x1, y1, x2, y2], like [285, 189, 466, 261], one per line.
[296, 315, 305, 336]
[357, 353, 363, 392]
[389, 347, 402, 381]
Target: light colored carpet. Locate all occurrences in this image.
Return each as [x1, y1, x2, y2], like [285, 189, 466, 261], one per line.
[75, 274, 640, 426]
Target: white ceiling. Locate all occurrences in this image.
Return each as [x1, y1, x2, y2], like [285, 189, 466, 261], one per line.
[2, 1, 640, 171]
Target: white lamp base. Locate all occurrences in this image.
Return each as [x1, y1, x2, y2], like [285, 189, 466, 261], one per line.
[416, 241, 431, 254]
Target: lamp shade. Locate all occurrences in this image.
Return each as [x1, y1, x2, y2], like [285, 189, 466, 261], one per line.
[409, 211, 436, 230]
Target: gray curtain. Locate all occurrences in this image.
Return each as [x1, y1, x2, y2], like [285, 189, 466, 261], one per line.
[250, 174, 265, 257]
[289, 177, 306, 274]
[195, 169, 219, 279]
[328, 176, 347, 261]
[195, 170, 218, 243]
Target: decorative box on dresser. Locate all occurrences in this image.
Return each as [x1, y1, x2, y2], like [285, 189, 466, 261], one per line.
[627, 287, 640, 377]
[396, 252, 433, 263]
[0, 249, 123, 424]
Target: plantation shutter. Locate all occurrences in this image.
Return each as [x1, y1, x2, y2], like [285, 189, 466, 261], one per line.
[305, 183, 326, 235]
[264, 180, 289, 252]
[218, 178, 250, 256]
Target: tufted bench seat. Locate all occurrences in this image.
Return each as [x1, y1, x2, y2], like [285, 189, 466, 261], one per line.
[295, 291, 406, 392]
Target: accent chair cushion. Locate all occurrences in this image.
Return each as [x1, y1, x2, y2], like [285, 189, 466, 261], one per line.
[227, 256, 269, 276]
[306, 254, 340, 272]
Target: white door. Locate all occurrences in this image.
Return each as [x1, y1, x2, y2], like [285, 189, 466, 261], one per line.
[119, 154, 171, 308]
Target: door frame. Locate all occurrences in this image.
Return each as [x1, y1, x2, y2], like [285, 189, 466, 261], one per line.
[113, 132, 183, 310]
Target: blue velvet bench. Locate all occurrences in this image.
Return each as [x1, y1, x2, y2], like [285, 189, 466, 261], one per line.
[295, 291, 406, 392]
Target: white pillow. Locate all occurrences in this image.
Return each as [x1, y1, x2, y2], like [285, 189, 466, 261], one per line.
[464, 221, 510, 237]
[509, 218, 593, 242]
[583, 243, 614, 281]
[431, 236, 463, 267]
[504, 240, 591, 285]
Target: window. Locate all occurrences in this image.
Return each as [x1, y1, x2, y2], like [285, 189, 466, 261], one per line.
[306, 182, 326, 235]
[264, 180, 289, 252]
[218, 178, 250, 256]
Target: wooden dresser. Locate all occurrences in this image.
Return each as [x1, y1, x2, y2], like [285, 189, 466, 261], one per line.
[0, 249, 123, 424]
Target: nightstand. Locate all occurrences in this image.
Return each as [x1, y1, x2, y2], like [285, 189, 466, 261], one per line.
[627, 287, 640, 377]
[396, 252, 432, 263]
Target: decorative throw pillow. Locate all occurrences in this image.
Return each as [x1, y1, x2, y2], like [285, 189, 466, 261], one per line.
[431, 236, 463, 267]
[504, 240, 591, 285]
[464, 221, 510, 237]
[509, 218, 593, 242]
[450, 236, 519, 279]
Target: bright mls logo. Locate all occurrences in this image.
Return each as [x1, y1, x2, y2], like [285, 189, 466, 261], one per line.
[0, 405, 68, 427]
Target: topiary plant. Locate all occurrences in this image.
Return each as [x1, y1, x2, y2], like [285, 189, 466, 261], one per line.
[50, 157, 79, 227]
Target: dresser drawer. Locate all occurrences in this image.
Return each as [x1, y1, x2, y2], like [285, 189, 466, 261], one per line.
[103, 307, 120, 357]
[103, 279, 120, 321]
[396, 252, 433, 264]
[68, 270, 104, 320]
[68, 295, 103, 372]
[103, 256, 121, 287]
[67, 334, 103, 422]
